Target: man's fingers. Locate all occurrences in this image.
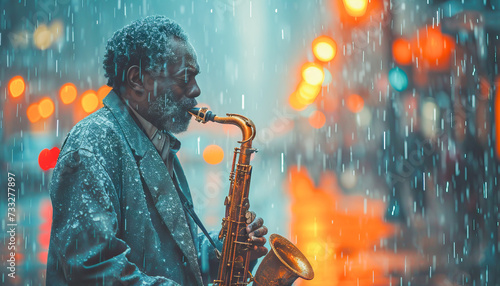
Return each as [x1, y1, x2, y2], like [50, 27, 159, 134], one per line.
[250, 236, 266, 246]
[246, 217, 264, 233]
[249, 226, 268, 238]
[251, 246, 269, 259]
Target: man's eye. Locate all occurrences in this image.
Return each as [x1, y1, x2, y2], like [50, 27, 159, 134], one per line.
[176, 76, 187, 83]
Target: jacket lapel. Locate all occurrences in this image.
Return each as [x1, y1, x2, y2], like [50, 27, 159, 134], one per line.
[103, 90, 203, 284]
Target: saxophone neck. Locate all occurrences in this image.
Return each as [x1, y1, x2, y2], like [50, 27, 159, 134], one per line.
[189, 107, 257, 145]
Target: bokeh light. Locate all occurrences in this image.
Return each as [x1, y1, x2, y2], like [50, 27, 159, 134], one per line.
[38, 147, 60, 171]
[392, 38, 412, 65]
[301, 63, 325, 86]
[289, 92, 308, 111]
[297, 81, 321, 104]
[60, 83, 77, 104]
[81, 90, 99, 113]
[27, 103, 41, 123]
[33, 24, 52, 50]
[38, 98, 55, 119]
[33, 21, 64, 50]
[342, 0, 368, 17]
[8, 76, 25, 98]
[413, 26, 455, 70]
[203, 144, 224, 165]
[388, 67, 408, 92]
[346, 94, 364, 113]
[421, 99, 439, 138]
[97, 85, 113, 102]
[312, 36, 337, 62]
[495, 79, 500, 159]
[308, 110, 326, 129]
[37, 251, 49, 264]
[424, 28, 444, 61]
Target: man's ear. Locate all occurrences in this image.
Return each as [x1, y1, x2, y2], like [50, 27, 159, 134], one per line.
[126, 65, 144, 96]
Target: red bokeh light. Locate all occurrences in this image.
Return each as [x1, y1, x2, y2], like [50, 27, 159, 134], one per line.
[38, 147, 60, 171]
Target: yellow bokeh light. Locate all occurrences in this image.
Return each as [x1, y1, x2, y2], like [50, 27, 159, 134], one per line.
[60, 83, 77, 104]
[27, 104, 41, 123]
[297, 81, 321, 104]
[342, 0, 368, 17]
[81, 91, 99, 113]
[301, 63, 324, 86]
[312, 36, 337, 62]
[38, 98, 55, 118]
[289, 92, 308, 111]
[33, 24, 53, 50]
[203, 144, 224, 165]
[8, 76, 25, 98]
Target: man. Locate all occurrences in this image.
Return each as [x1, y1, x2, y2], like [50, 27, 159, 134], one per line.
[46, 15, 268, 285]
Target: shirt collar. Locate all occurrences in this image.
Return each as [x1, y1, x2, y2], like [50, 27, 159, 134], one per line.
[125, 100, 181, 153]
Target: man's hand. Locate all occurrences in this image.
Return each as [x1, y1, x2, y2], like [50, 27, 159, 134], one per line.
[245, 211, 269, 261]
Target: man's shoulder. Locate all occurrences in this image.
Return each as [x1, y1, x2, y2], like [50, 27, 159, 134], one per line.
[60, 107, 125, 156]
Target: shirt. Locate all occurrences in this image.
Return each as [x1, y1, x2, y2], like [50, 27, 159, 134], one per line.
[125, 101, 179, 178]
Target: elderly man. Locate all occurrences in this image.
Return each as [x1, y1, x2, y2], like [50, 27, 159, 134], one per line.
[46, 15, 268, 285]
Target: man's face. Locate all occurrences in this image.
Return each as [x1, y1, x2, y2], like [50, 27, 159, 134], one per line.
[142, 39, 201, 134]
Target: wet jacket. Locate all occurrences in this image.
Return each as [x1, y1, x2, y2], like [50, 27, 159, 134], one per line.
[46, 90, 220, 285]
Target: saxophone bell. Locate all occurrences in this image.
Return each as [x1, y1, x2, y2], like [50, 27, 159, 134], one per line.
[253, 234, 314, 286]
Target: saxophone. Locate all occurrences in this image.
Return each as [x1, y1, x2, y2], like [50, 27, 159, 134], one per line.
[189, 107, 314, 286]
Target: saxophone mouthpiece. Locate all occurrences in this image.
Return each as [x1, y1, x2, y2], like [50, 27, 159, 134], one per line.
[188, 107, 200, 117]
[189, 107, 216, 123]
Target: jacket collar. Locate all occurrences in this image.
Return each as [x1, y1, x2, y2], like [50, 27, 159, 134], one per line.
[103, 90, 203, 284]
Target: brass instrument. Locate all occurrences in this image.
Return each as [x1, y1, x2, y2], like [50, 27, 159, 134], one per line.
[189, 107, 314, 286]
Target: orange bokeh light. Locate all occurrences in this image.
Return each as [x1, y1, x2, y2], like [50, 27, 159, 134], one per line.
[8, 76, 25, 98]
[81, 90, 99, 113]
[60, 83, 77, 104]
[424, 28, 444, 60]
[203, 144, 224, 165]
[37, 251, 49, 264]
[312, 36, 337, 62]
[346, 94, 364, 113]
[38, 98, 55, 118]
[97, 85, 112, 102]
[27, 103, 41, 123]
[413, 26, 455, 71]
[288, 166, 403, 286]
[308, 110, 326, 129]
[301, 63, 325, 86]
[289, 92, 308, 111]
[392, 38, 412, 65]
[342, 0, 368, 17]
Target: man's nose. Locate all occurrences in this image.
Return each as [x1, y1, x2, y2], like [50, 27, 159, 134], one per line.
[186, 80, 201, 98]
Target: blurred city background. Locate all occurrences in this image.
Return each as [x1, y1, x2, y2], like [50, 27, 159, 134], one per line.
[1, 0, 500, 285]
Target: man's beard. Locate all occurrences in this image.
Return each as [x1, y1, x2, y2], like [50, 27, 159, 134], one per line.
[147, 90, 197, 134]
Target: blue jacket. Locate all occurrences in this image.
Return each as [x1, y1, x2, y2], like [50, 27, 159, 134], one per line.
[46, 90, 221, 285]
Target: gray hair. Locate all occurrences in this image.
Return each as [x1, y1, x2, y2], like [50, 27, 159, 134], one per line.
[103, 15, 189, 88]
